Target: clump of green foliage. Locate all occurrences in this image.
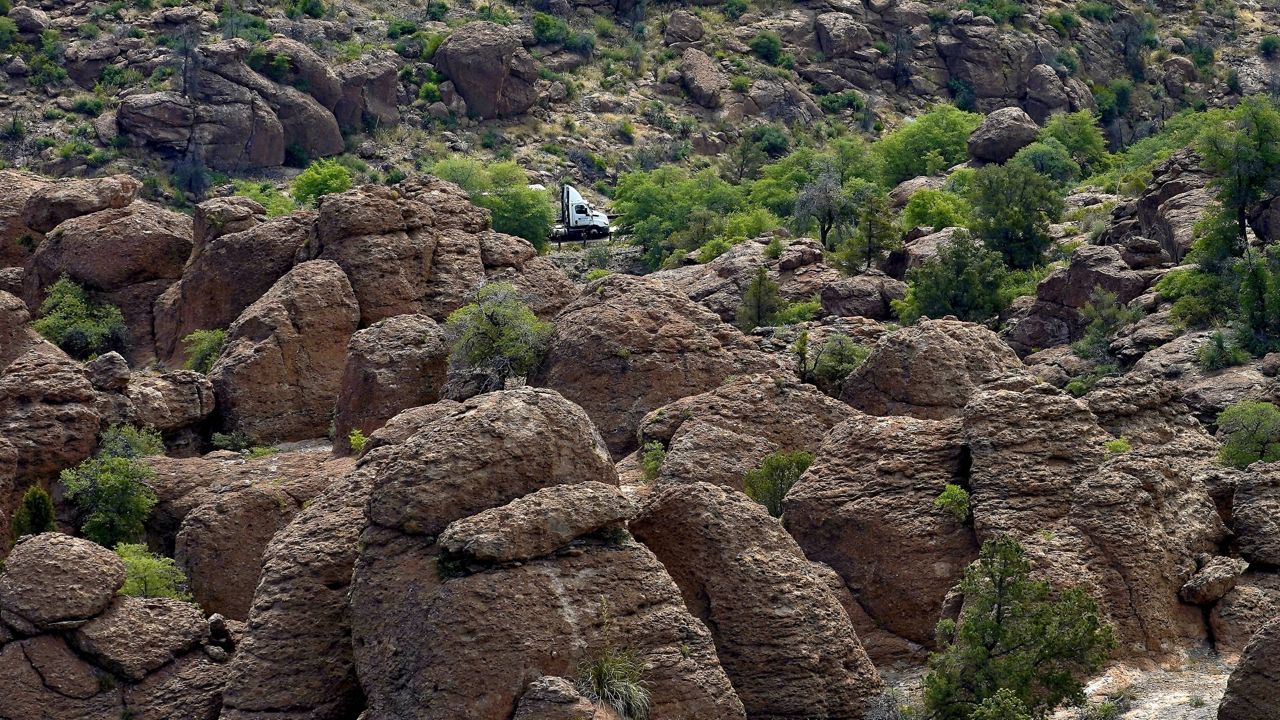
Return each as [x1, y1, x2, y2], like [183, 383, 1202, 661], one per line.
[116, 543, 193, 601]
[62, 455, 157, 549]
[894, 231, 1011, 324]
[968, 162, 1064, 269]
[32, 276, 129, 360]
[292, 158, 352, 206]
[445, 282, 551, 393]
[182, 329, 226, 375]
[211, 431, 254, 453]
[742, 450, 813, 517]
[575, 600, 651, 720]
[10, 485, 56, 539]
[1103, 437, 1132, 455]
[923, 536, 1117, 720]
[432, 157, 556, 250]
[748, 31, 783, 65]
[901, 188, 971, 231]
[934, 483, 971, 522]
[876, 105, 983, 185]
[736, 267, 782, 332]
[1071, 288, 1141, 363]
[1261, 35, 1280, 58]
[232, 180, 297, 216]
[1198, 329, 1248, 371]
[794, 331, 871, 398]
[640, 441, 666, 482]
[347, 429, 368, 454]
[99, 425, 165, 460]
[1217, 401, 1280, 468]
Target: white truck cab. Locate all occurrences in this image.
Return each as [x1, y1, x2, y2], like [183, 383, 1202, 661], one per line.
[558, 184, 611, 241]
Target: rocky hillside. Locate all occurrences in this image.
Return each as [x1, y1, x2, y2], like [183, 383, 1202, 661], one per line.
[4, 0, 1280, 720]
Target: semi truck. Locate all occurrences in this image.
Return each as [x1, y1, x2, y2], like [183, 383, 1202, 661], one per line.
[553, 184, 611, 242]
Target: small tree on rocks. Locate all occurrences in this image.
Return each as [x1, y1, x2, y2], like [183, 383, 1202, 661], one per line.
[445, 282, 552, 393]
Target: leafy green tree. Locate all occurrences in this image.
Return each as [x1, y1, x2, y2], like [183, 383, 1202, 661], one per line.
[924, 536, 1116, 720]
[968, 162, 1064, 269]
[182, 329, 226, 374]
[98, 425, 165, 460]
[876, 104, 983, 185]
[794, 331, 871, 397]
[11, 486, 56, 539]
[292, 158, 352, 205]
[794, 168, 855, 249]
[1196, 97, 1280, 242]
[902, 188, 972, 231]
[736, 267, 782, 331]
[62, 456, 157, 548]
[116, 543, 193, 601]
[445, 282, 552, 393]
[894, 232, 1010, 324]
[32, 276, 129, 359]
[614, 166, 742, 267]
[1009, 138, 1081, 187]
[934, 483, 971, 522]
[743, 450, 813, 517]
[836, 185, 901, 272]
[1042, 110, 1109, 174]
[1217, 401, 1280, 468]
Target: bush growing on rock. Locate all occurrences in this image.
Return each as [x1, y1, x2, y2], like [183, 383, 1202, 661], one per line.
[1042, 111, 1109, 175]
[32, 275, 129, 360]
[934, 483, 971, 522]
[901, 188, 972, 231]
[575, 642, 651, 720]
[1216, 401, 1280, 468]
[834, 186, 901, 273]
[292, 158, 353, 206]
[967, 162, 1064, 269]
[116, 542, 193, 601]
[1009, 138, 1081, 187]
[10, 486, 56, 539]
[182, 329, 226, 374]
[640, 441, 666, 482]
[742, 449, 813, 517]
[445, 282, 551, 393]
[736, 267, 782, 331]
[924, 536, 1116, 720]
[98, 424, 165, 460]
[876, 104, 983, 185]
[894, 231, 1010, 324]
[62, 456, 157, 548]
[1198, 329, 1248, 371]
[748, 31, 783, 65]
[432, 157, 556, 250]
[1071, 288, 1141, 363]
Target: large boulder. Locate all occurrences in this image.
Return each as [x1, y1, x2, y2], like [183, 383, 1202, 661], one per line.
[351, 388, 745, 719]
[814, 11, 871, 58]
[680, 47, 727, 109]
[632, 482, 882, 718]
[534, 274, 780, 457]
[0, 170, 50, 268]
[842, 319, 1025, 419]
[967, 106, 1040, 163]
[333, 52, 402, 131]
[636, 373, 853, 488]
[784, 414, 976, 662]
[69, 596, 208, 681]
[1234, 464, 1280, 566]
[1134, 150, 1214, 262]
[1218, 616, 1280, 720]
[332, 313, 449, 454]
[433, 22, 539, 119]
[0, 533, 124, 632]
[257, 37, 343, 110]
[21, 174, 141, 234]
[209, 260, 360, 442]
[1209, 572, 1280, 658]
[153, 198, 313, 365]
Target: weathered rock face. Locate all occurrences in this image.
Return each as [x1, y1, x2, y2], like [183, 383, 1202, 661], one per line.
[1218, 616, 1280, 720]
[21, 175, 141, 234]
[1233, 465, 1280, 567]
[125, 370, 216, 435]
[534, 274, 781, 457]
[967, 106, 1040, 163]
[636, 373, 853, 489]
[1211, 573, 1280, 659]
[512, 676, 616, 720]
[633, 482, 881, 719]
[220, 404, 460, 720]
[1133, 331, 1272, 424]
[963, 384, 1227, 656]
[784, 414, 975, 662]
[842, 319, 1025, 419]
[680, 47, 727, 108]
[209, 260, 360, 442]
[333, 52, 403, 131]
[0, 533, 229, 720]
[332, 313, 449, 454]
[664, 10, 705, 44]
[1132, 150, 1214, 262]
[352, 388, 745, 720]
[433, 22, 539, 119]
[22, 201, 193, 365]
[153, 199, 313, 365]
[118, 39, 344, 170]
[0, 170, 49, 268]
[0, 533, 123, 632]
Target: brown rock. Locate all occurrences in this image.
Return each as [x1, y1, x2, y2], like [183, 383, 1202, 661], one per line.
[814, 11, 871, 58]
[70, 596, 208, 681]
[1211, 572, 1280, 659]
[0, 533, 125, 632]
[0, 637, 123, 719]
[125, 370, 216, 434]
[1180, 556, 1249, 605]
[209, 260, 360, 442]
[1219, 615, 1280, 720]
[439, 481, 633, 563]
[434, 22, 539, 119]
[259, 37, 343, 109]
[534, 274, 780, 457]
[842, 319, 1025, 419]
[632, 482, 882, 718]
[1235, 465, 1280, 566]
[664, 10, 704, 44]
[785, 414, 975, 658]
[334, 52, 402, 131]
[21, 174, 141, 234]
[513, 676, 618, 720]
[0, 170, 49, 267]
[680, 47, 727, 108]
[332, 313, 449, 453]
[123, 654, 230, 720]
[967, 106, 1040, 163]
[637, 373, 853, 489]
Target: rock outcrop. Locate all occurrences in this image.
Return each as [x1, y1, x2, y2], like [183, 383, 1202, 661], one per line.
[433, 22, 539, 119]
[0, 533, 124, 632]
[1218, 616, 1280, 720]
[967, 106, 1040, 163]
[0, 170, 49, 268]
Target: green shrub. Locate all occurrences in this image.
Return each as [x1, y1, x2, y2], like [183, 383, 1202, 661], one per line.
[232, 180, 296, 216]
[0, 17, 18, 51]
[1199, 330, 1248, 371]
[751, 124, 790, 157]
[1217, 401, 1280, 468]
[748, 31, 783, 65]
[11, 486, 56, 539]
[584, 268, 612, 281]
[742, 450, 813, 517]
[1071, 288, 1141, 362]
[70, 94, 105, 116]
[894, 232, 1010, 324]
[32, 276, 129, 360]
[387, 18, 418, 38]
[97, 64, 145, 90]
[1261, 35, 1280, 58]
[771, 298, 820, 325]
[182, 329, 226, 374]
[640, 441, 666, 482]
[1103, 437, 1131, 455]
[347, 429, 368, 454]
[575, 643, 651, 720]
[446, 282, 551, 393]
[1010, 139, 1081, 187]
[432, 157, 555, 250]
[924, 536, 1116, 719]
[968, 162, 1064, 269]
[1043, 10, 1079, 36]
[218, 8, 271, 42]
[292, 159, 352, 206]
[532, 12, 571, 44]
[736, 267, 782, 331]
[62, 456, 157, 548]
[116, 543, 192, 601]
[286, 0, 325, 19]
[876, 104, 983, 185]
[722, 0, 748, 19]
[961, 0, 1024, 24]
[1077, 1, 1114, 22]
[764, 237, 783, 259]
[696, 236, 734, 263]
[934, 483, 971, 522]
[1042, 111, 1108, 175]
[211, 431, 253, 452]
[99, 425, 165, 460]
[809, 333, 869, 397]
[425, 0, 448, 20]
[901, 188, 971, 230]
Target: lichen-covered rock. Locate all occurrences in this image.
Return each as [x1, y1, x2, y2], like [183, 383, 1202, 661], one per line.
[633, 482, 882, 719]
[967, 106, 1039, 163]
[70, 596, 208, 681]
[209, 260, 360, 442]
[0, 533, 125, 632]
